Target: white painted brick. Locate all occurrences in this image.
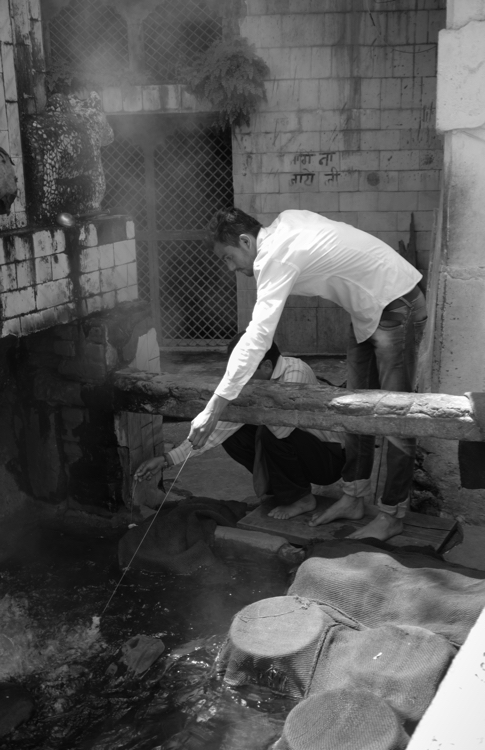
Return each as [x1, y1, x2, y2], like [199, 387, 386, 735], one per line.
[113, 239, 136, 265]
[126, 261, 137, 287]
[377, 191, 419, 211]
[319, 79, 350, 110]
[35, 255, 52, 284]
[117, 285, 138, 303]
[358, 212, 398, 232]
[240, 15, 282, 47]
[259, 193, 301, 213]
[299, 79, 320, 109]
[282, 12, 328, 45]
[318, 170, 359, 192]
[79, 270, 101, 297]
[6, 103, 21, 156]
[33, 230, 53, 258]
[361, 78, 381, 108]
[83, 294, 103, 315]
[159, 84, 181, 111]
[311, 46, 332, 77]
[246, 0, 267, 13]
[20, 311, 47, 336]
[359, 171, 399, 192]
[392, 46, 415, 77]
[78, 223, 97, 248]
[417, 191, 440, 211]
[100, 265, 128, 293]
[380, 150, 420, 170]
[123, 86, 143, 112]
[300, 192, 339, 212]
[1, 42, 17, 100]
[357, 46, 393, 78]
[381, 78, 401, 108]
[0, 83, 8, 129]
[0, 130, 10, 153]
[0, 262, 17, 291]
[142, 85, 162, 111]
[400, 129, 442, 150]
[80, 246, 99, 273]
[126, 220, 135, 240]
[330, 45, 353, 78]
[340, 192, 379, 212]
[0, 239, 5, 266]
[16, 258, 34, 288]
[99, 243, 115, 270]
[381, 109, 423, 130]
[421, 77, 436, 107]
[413, 11, 429, 44]
[0, 1, 14, 43]
[2, 287, 35, 317]
[11, 156, 25, 206]
[263, 79, 301, 112]
[300, 110, 339, 131]
[386, 12, 414, 45]
[29, 0, 42, 21]
[281, 172, 318, 193]
[102, 87, 122, 113]
[36, 279, 72, 310]
[2, 317, 22, 336]
[254, 112, 300, 133]
[414, 45, 437, 77]
[400, 78, 423, 109]
[361, 130, 401, 150]
[340, 150, 380, 171]
[344, 109, 381, 129]
[419, 150, 442, 169]
[253, 172, 280, 193]
[51, 252, 70, 280]
[398, 170, 441, 191]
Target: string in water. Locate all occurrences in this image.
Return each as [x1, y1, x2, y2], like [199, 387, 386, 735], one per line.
[100, 450, 193, 617]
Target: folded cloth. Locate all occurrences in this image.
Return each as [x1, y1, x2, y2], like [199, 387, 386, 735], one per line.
[118, 497, 247, 574]
[458, 392, 485, 489]
[289, 540, 485, 647]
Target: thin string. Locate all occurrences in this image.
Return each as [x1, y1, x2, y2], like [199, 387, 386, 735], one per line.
[100, 451, 193, 617]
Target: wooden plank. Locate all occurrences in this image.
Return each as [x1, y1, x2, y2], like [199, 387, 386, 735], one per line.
[113, 370, 484, 442]
[237, 497, 456, 553]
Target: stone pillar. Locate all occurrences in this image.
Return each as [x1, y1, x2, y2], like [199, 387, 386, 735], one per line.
[422, 0, 485, 524]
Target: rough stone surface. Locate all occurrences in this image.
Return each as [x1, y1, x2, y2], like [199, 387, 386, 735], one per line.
[113, 370, 483, 442]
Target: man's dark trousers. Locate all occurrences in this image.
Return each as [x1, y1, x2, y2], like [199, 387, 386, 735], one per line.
[222, 425, 344, 505]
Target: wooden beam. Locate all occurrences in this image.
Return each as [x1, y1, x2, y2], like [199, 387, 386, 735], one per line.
[113, 370, 483, 442]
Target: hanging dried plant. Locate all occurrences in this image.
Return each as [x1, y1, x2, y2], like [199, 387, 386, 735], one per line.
[183, 36, 270, 129]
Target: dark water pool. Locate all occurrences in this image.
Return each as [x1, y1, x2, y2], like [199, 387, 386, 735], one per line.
[0, 515, 294, 750]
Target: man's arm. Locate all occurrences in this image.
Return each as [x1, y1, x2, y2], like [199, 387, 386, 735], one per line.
[189, 260, 300, 448]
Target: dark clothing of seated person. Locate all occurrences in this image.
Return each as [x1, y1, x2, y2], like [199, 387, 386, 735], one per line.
[135, 335, 345, 519]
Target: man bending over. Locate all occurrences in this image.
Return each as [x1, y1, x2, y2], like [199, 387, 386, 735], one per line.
[135, 334, 344, 515]
[187, 208, 427, 542]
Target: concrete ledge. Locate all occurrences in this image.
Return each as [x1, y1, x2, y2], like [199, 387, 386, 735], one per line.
[214, 526, 287, 554]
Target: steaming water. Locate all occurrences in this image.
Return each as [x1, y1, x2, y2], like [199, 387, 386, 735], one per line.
[0, 519, 293, 749]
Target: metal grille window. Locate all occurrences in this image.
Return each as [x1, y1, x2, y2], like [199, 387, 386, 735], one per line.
[46, 0, 129, 72]
[143, 0, 222, 81]
[101, 116, 236, 346]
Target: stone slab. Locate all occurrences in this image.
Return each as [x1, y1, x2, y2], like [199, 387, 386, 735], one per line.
[238, 497, 458, 553]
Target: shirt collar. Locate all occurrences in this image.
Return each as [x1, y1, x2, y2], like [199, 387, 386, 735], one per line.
[271, 355, 286, 380]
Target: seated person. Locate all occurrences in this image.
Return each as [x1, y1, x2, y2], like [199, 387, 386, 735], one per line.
[135, 335, 345, 520]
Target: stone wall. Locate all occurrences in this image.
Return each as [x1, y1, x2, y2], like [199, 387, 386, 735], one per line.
[0, 300, 162, 517]
[234, 0, 446, 352]
[420, 0, 485, 525]
[1, 216, 137, 338]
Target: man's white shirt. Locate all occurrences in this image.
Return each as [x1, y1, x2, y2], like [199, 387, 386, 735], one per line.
[168, 355, 342, 466]
[215, 210, 422, 401]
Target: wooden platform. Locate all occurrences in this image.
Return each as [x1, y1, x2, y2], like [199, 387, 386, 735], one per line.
[237, 497, 458, 553]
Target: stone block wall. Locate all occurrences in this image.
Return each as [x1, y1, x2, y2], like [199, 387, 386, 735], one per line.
[234, 0, 446, 351]
[0, 300, 162, 516]
[0, 216, 138, 338]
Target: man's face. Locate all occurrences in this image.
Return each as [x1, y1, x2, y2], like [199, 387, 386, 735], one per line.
[214, 234, 257, 277]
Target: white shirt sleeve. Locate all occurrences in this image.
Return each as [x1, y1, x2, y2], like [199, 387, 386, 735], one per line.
[167, 421, 243, 466]
[215, 259, 300, 401]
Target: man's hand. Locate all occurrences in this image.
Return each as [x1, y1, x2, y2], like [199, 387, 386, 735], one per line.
[188, 393, 229, 449]
[134, 454, 172, 481]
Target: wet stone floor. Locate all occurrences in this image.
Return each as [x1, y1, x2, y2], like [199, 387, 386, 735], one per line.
[0, 513, 294, 750]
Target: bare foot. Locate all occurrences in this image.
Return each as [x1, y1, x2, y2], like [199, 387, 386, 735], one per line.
[308, 494, 365, 527]
[347, 512, 403, 542]
[268, 494, 317, 520]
